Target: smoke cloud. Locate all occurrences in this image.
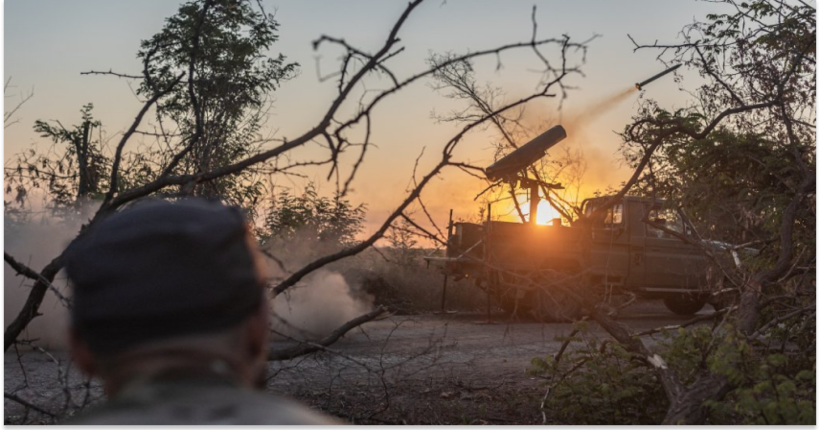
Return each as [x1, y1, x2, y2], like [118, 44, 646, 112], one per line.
[5, 201, 374, 350]
[3, 206, 97, 350]
[270, 270, 373, 340]
[261, 230, 374, 341]
[570, 87, 637, 125]
[520, 86, 638, 198]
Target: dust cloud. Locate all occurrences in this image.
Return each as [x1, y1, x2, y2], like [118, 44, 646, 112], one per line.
[3, 206, 98, 351]
[269, 270, 373, 340]
[261, 231, 374, 341]
[5, 202, 374, 351]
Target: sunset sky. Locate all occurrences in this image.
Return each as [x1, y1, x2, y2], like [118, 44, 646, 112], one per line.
[4, 0, 730, 236]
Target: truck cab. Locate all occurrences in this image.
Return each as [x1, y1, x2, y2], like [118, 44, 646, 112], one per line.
[580, 196, 708, 297]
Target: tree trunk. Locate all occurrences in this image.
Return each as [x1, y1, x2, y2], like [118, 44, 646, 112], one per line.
[662, 374, 731, 424]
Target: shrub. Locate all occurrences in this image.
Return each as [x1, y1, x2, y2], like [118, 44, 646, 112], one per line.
[530, 320, 816, 424]
[529, 320, 667, 424]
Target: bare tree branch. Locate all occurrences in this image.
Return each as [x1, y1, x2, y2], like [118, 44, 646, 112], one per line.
[4, 253, 70, 308]
[4, 392, 56, 418]
[268, 306, 388, 361]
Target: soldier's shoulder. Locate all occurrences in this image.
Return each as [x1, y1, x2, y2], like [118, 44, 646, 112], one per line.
[62, 385, 340, 425]
[228, 389, 341, 425]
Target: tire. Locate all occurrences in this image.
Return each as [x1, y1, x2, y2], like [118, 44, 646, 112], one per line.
[663, 295, 706, 315]
[532, 288, 582, 322]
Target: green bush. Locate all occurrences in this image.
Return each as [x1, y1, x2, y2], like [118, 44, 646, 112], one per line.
[530, 320, 816, 424]
[702, 329, 816, 425]
[260, 183, 365, 246]
[529, 321, 668, 424]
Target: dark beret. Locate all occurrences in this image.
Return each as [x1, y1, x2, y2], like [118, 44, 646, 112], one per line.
[65, 199, 265, 356]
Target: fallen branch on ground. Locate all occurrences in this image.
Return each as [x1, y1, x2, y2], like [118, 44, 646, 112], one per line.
[632, 306, 735, 337]
[268, 306, 388, 361]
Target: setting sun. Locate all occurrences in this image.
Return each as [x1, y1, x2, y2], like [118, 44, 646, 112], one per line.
[506, 196, 565, 225]
[535, 200, 564, 225]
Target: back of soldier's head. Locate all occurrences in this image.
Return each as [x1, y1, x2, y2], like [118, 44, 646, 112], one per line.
[65, 198, 268, 359]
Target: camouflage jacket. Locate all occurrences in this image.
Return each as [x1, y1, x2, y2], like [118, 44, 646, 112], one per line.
[63, 373, 339, 425]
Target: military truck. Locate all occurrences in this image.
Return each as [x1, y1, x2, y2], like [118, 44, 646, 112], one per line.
[428, 194, 729, 320]
[424, 125, 732, 320]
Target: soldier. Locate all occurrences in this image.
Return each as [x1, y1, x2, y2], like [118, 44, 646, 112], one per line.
[62, 199, 338, 424]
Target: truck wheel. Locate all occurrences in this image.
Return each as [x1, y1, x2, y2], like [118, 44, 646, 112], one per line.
[533, 288, 581, 322]
[663, 295, 706, 315]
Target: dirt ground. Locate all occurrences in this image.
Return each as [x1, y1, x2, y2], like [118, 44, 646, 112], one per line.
[5, 299, 711, 424]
